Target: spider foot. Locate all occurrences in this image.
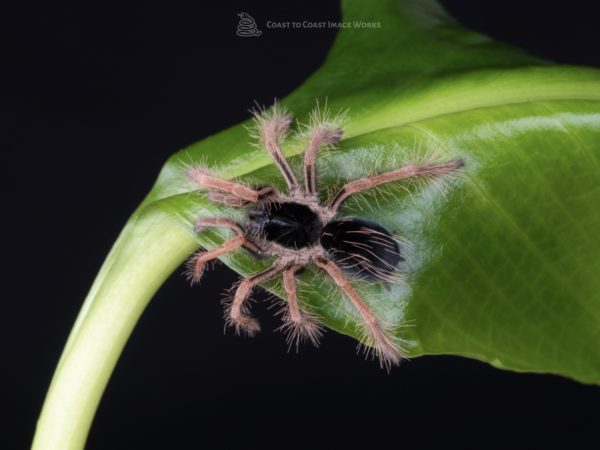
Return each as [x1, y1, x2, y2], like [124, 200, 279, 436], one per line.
[184, 252, 208, 285]
[278, 309, 324, 351]
[250, 101, 292, 144]
[226, 312, 261, 337]
[358, 321, 407, 370]
[307, 124, 343, 146]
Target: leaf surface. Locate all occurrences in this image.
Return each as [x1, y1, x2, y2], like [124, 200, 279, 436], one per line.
[95, 0, 600, 382]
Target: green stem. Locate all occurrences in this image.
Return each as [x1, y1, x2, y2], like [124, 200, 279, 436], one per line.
[31, 207, 196, 450]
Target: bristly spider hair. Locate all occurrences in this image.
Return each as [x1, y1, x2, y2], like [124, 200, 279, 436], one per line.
[185, 101, 464, 369]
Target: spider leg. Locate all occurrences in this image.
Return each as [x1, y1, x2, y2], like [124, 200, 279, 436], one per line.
[185, 235, 248, 285]
[279, 265, 323, 350]
[188, 166, 276, 205]
[303, 125, 343, 197]
[227, 263, 285, 336]
[252, 104, 300, 193]
[194, 217, 262, 255]
[327, 159, 464, 212]
[315, 258, 403, 368]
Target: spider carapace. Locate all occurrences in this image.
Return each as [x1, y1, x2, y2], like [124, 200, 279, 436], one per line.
[186, 103, 463, 367]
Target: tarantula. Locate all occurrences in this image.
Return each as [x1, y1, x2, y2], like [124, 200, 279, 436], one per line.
[186, 103, 463, 367]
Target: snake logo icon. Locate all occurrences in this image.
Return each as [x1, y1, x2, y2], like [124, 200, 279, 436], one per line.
[236, 12, 262, 37]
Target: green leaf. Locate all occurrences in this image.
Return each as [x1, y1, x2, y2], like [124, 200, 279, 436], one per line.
[150, 0, 600, 381]
[33, 0, 600, 448]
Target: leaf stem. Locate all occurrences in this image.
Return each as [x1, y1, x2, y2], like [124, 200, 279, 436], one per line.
[31, 208, 196, 450]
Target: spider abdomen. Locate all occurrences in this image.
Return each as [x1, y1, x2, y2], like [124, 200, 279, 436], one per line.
[320, 218, 403, 281]
[246, 202, 322, 249]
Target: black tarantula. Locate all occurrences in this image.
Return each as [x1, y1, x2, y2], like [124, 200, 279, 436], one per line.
[186, 103, 463, 367]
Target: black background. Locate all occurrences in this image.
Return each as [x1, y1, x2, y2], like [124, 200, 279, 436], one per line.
[4, 1, 600, 449]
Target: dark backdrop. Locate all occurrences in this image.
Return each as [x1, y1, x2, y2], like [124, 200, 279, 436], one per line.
[4, 1, 599, 449]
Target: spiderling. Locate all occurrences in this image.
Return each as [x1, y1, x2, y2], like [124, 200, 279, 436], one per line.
[185, 101, 464, 369]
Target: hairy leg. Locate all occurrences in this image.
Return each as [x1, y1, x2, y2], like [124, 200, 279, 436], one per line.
[328, 159, 464, 212]
[185, 236, 248, 284]
[303, 125, 343, 197]
[252, 104, 300, 193]
[188, 166, 276, 204]
[194, 217, 262, 254]
[279, 265, 323, 349]
[315, 258, 403, 368]
[227, 263, 286, 336]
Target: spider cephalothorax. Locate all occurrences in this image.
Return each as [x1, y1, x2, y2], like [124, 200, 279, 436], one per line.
[186, 103, 463, 367]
